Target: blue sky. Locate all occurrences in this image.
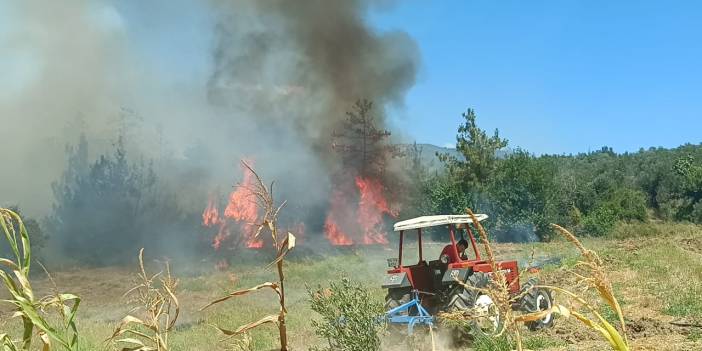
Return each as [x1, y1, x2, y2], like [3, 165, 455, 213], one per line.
[370, 1, 702, 154]
[4, 1, 701, 155]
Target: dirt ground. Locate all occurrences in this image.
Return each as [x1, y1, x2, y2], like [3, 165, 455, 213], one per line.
[2, 229, 702, 350]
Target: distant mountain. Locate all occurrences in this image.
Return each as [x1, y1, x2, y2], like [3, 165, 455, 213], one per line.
[400, 143, 460, 172]
[401, 143, 511, 172]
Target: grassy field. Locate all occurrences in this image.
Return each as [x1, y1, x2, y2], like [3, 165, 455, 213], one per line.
[2, 222, 702, 350]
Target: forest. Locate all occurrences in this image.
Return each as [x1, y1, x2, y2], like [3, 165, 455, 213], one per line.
[405, 108, 702, 242]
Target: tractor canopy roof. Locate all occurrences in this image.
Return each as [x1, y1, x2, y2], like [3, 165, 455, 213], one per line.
[392, 214, 489, 232]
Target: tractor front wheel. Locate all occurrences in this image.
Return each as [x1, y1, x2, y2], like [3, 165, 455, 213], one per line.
[519, 279, 554, 330]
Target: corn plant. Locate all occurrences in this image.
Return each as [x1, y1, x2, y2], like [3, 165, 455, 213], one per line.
[108, 248, 180, 351]
[201, 161, 296, 351]
[538, 224, 629, 351]
[0, 208, 81, 351]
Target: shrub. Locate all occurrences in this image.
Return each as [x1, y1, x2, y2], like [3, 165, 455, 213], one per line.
[579, 189, 647, 237]
[308, 278, 384, 351]
[604, 188, 648, 222]
[581, 206, 617, 237]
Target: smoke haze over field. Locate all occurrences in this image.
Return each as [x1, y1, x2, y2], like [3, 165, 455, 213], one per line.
[0, 0, 419, 220]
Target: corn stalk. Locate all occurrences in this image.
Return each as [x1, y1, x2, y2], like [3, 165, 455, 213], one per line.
[108, 248, 179, 351]
[540, 224, 629, 351]
[0, 208, 81, 351]
[201, 161, 296, 351]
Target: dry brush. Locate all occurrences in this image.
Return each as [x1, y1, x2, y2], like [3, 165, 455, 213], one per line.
[108, 248, 180, 351]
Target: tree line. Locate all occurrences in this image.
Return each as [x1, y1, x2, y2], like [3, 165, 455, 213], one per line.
[401, 108, 702, 241]
[5, 106, 701, 265]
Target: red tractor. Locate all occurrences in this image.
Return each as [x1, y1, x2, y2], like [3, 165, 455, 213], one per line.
[382, 214, 554, 335]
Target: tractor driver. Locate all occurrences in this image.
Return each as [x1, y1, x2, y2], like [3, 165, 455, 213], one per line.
[440, 239, 469, 264]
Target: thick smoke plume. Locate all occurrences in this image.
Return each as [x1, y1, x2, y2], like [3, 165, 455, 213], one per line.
[206, 0, 420, 237]
[207, 0, 419, 168]
[1, 0, 419, 251]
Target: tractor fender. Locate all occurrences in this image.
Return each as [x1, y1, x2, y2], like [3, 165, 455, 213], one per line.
[382, 272, 411, 289]
[442, 267, 471, 285]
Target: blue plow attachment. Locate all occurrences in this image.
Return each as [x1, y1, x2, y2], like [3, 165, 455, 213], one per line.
[385, 291, 434, 335]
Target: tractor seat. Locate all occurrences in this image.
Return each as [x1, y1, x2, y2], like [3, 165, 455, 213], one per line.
[428, 259, 447, 291]
[406, 261, 432, 292]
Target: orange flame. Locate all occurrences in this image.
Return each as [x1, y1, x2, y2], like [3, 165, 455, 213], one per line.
[323, 176, 396, 246]
[202, 161, 264, 250]
[324, 215, 353, 245]
[224, 164, 263, 249]
[211, 223, 229, 250]
[323, 188, 354, 245]
[356, 176, 395, 244]
[203, 198, 220, 227]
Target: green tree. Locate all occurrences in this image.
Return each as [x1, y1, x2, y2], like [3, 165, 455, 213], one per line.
[440, 108, 508, 187]
[332, 99, 400, 177]
[671, 154, 702, 222]
[410, 112, 702, 240]
[488, 150, 556, 240]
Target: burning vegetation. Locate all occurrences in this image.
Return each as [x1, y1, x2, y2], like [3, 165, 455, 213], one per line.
[202, 161, 264, 251]
[201, 161, 398, 252]
[200, 99, 402, 252]
[324, 176, 397, 246]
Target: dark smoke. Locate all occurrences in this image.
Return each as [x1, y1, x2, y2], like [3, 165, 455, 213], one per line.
[208, 0, 419, 157]
[203, 0, 420, 244]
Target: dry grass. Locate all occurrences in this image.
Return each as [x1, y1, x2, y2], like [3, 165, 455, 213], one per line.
[1, 230, 697, 350]
[108, 248, 180, 351]
[2, 204, 698, 350]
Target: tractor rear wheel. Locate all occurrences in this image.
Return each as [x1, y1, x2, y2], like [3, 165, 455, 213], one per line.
[519, 279, 554, 330]
[385, 289, 411, 312]
[446, 272, 504, 337]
